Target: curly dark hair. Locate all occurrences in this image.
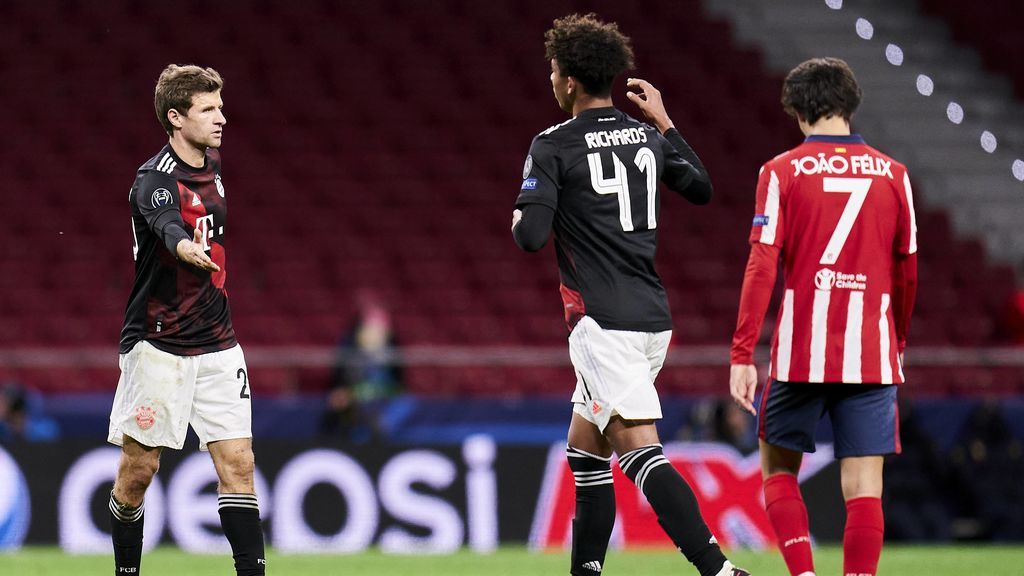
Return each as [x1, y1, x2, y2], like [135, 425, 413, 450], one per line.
[544, 13, 634, 97]
[781, 57, 862, 124]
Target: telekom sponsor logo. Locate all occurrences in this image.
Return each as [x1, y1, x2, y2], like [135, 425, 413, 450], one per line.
[529, 442, 833, 550]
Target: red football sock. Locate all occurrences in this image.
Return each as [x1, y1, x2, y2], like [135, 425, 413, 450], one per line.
[843, 496, 884, 576]
[763, 474, 815, 576]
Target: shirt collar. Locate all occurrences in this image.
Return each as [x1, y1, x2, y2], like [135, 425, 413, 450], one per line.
[576, 106, 619, 120]
[804, 134, 866, 144]
[165, 143, 209, 173]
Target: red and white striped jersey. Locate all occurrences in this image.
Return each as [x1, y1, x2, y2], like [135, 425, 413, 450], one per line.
[743, 135, 917, 384]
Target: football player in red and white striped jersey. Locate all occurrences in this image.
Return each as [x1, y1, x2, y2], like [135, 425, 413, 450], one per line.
[729, 58, 917, 576]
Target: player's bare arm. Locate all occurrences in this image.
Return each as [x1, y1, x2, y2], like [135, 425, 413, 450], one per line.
[176, 226, 221, 272]
[626, 78, 674, 134]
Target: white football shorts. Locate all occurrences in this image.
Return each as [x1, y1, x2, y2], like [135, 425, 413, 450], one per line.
[108, 341, 253, 451]
[568, 316, 672, 432]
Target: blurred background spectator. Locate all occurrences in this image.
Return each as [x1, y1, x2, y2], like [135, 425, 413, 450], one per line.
[677, 398, 758, 455]
[0, 383, 60, 443]
[947, 400, 1024, 540]
[883, 396, 955, 541]
[320, 293, 403, 442]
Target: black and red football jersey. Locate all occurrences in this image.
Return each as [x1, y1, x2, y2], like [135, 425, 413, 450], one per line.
[120, 144, 236, 355]
[515, 106, 712, 332]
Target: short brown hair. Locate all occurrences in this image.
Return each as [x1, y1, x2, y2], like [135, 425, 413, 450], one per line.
[781, 57, 862, 124]
[154, 64, 224, 134]
[544, 13, 634, 98]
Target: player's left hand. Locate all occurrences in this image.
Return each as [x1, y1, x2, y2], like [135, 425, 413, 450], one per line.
[511, 209, 523, 231]
[626, 78, 674, 134]
[729, 363, 758, 416]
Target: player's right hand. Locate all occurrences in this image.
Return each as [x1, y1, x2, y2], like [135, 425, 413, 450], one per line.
[729, 363, 758, 416]
[626, 78, 674, 134]
[176, 227, 221, 272]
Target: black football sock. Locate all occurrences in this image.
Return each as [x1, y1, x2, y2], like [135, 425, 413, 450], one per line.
[109, 491, 144, 575]
[218, 494, 266, 576]
[619, 445, 727, 576]
[567, 445, 616, 576]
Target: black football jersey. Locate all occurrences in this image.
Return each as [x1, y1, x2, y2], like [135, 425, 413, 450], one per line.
[516, 106, 711, 333]
[120, 144, 236, 355]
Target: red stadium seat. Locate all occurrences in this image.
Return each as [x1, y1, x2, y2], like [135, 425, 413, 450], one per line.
[0, 0, 1018, 397]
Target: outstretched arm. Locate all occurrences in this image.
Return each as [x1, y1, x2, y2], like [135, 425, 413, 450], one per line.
[176, 226, 220, 272]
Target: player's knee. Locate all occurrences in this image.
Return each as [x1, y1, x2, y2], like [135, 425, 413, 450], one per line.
[115, 459, 159, 503]
[840, 461, 883, 500]
[219, 451, 256, 491]
[125, 453, 160, 483]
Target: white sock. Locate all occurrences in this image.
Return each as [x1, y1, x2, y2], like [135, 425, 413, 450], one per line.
[715, 561, 735, 576]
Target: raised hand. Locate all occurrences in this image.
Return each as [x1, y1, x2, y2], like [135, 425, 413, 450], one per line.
[626, 78, 675, 134]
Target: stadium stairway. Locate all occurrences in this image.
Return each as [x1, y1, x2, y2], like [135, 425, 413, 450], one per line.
[704, 0, 1024, 280]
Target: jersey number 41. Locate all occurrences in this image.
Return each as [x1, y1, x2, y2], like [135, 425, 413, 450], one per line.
[587, 147, 658, 232]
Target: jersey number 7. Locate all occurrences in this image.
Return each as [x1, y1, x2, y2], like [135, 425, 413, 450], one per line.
[587, 147, 657, 232]
[820, 177, 871, 265]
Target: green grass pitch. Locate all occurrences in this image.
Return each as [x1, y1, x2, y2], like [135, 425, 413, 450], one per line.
[5, 545, 1023, 575]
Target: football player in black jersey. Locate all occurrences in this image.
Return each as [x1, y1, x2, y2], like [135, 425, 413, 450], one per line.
[513, 14, 749, 576]
[107, 65, 265, 576]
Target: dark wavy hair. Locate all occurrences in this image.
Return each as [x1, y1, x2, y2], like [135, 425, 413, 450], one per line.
[544, 13, 634, 97]
[781, 57, 862, 124]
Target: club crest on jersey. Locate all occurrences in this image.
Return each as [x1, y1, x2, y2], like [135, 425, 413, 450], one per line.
[752, 214, 770, 226]
[151, 188, 172, 207]
[522, 155, 534, 179]
[522, 178, 538, 190]
[215, 174, 225, 197]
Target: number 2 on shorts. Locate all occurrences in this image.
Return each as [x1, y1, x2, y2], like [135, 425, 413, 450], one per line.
[237, 367, 250, 399]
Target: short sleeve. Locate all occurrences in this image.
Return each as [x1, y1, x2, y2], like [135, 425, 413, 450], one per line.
[515, 134, 560, 210]
[748, 163, 784, 248]
[894, 168, 918, 255]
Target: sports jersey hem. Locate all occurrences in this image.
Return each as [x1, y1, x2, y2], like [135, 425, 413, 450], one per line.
[122, 336, 239, 357]
[586, 315, 672, 333]
[771, 378, 899, 386]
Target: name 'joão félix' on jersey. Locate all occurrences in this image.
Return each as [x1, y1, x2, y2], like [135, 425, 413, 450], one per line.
[585, 128, 648, 150]
[790, 153, 893, 179]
